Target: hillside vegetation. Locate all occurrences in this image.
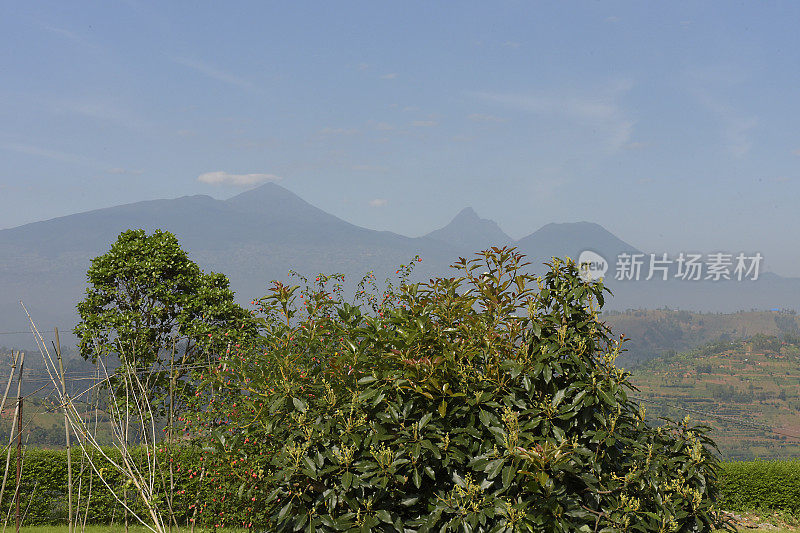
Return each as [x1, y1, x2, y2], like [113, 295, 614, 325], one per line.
[629, 335, 800, 460]
[603, 308, 800, 366]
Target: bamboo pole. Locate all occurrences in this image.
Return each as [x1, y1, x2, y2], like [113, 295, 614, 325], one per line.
[22, 309, 165, 533]
[124, 365, 129, 533]
[14, 353, 24, 533]
[54, 328, 74, 533]
[0, 352, 19, 440]
[81, 359, 100, 533]
[0, 351, 20, 513]
[168, 342, 176, 532]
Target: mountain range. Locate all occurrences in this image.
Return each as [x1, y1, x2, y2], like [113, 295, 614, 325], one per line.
[1, 183, 798, 348]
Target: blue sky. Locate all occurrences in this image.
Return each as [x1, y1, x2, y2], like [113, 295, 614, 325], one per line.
[2, 2, 799, 276]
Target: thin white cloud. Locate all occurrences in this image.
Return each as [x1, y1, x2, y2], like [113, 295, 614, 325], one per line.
[352, 164, 389, 172]
[380, 73, 398, 80]
[473, 82, 635, 152]
[529, 173, 567, 199]
[39, 23, 82, 42]
[198, 171, 282, 186]
[468, 113, 508, 123]
[477, 93, 614, 119]
[1, 142, 102, 167]
[369, 198, 388, 207]
[107, 167, 143, 175]
[318, 127, 359, 136]
[172, 57, 255, 91]
[726, 117, 757, 157]
[47, 97, 153, 133]
[694, 95, 757, 157]
[685, 65, 757, 157]
[412, 120, 438, 127]
[372, 121, 395, 131]
[624, 142, 649, 150]
[3, 141, 146, 177]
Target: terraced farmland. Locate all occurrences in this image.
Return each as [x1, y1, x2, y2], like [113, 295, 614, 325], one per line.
[629, 335, 800, 460]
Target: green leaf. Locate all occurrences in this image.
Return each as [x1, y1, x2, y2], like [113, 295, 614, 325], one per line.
[292, 397, 307, 413]
[551, 388, 566, 408]
[401, 496, 419, 507]
[502, 465, 515, 488]
[485, 458, 504, 479]
[419, 412, 433, 430]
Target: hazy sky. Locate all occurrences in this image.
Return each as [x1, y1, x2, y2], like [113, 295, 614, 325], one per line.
[2, 2, 799, 276]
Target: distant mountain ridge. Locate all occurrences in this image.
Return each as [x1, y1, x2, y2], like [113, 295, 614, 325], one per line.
[0, 183, 797, 349]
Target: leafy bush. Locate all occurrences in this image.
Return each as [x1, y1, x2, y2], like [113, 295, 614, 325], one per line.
[718, 460, 800, 513]
[198, 249, 727, 531]
[11, 448, 794, 528]
[0, 447, 199, 526]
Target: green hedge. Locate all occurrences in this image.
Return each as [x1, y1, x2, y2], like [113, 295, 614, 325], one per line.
[3, 447, 800, 525]
[718, 460, 800, 513]
[0, 445, 223, 527]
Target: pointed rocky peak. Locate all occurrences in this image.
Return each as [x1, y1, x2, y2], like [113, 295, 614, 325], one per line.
[425, 207, 512, 252]
[451, 206, 481, 223]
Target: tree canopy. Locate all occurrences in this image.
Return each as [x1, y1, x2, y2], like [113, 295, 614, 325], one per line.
[74, 229, 257, 411]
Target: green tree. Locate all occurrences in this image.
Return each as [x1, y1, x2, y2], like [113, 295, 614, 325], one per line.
[74, 229, 257, 413]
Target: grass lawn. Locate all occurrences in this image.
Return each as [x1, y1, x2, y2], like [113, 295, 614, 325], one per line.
[717, 528, 800, 533]
[18, 523, 247, 533]
[21, 524, 798, 533]
[13, 527, 800, 533]
[15, 524, 800, 533]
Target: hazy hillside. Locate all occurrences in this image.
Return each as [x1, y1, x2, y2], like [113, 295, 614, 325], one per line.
[629, 335, 800, 460]
[603, 309, 800, 366]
